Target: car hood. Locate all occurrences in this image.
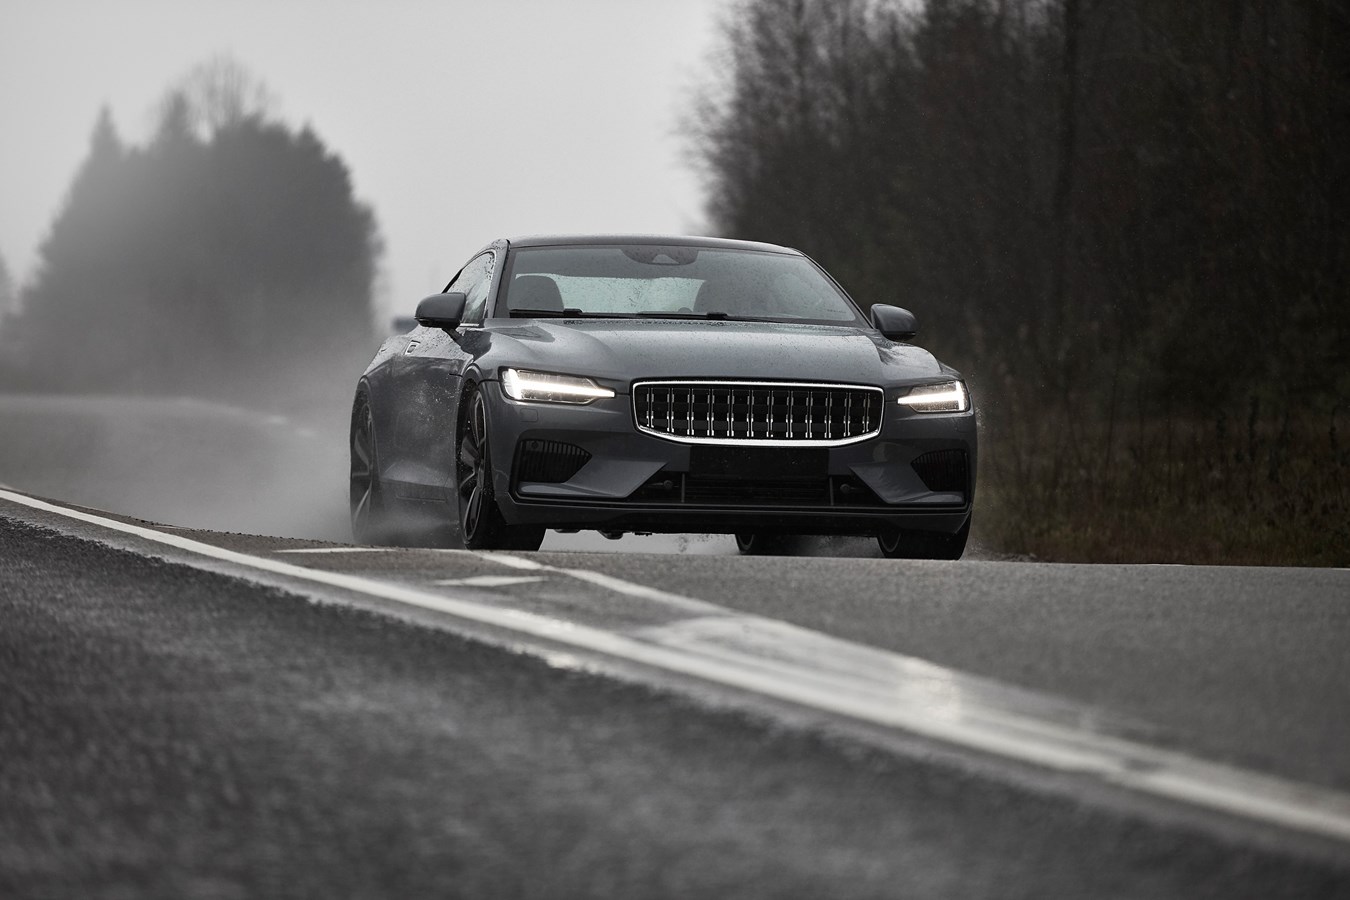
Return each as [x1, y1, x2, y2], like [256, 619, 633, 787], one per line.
[480, 319, 949, 388]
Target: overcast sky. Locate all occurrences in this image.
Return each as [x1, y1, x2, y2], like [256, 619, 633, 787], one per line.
[0, 0, 731, 317]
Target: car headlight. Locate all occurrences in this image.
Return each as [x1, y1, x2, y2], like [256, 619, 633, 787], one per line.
[501, 368, 615, 404]
[897, 380, 969, 412]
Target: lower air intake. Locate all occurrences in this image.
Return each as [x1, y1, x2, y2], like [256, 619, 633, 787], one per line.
[514, 440, 591, 484]
[910, 449, 968, 494]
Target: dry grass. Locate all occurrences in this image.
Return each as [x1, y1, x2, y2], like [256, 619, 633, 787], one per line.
[973, 400, 1350, 567]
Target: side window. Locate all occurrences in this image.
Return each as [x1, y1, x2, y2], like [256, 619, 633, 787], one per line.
[453, 252, 495, 325]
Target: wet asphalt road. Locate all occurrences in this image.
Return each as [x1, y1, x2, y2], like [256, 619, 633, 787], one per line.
[2, 501, 1349, 898]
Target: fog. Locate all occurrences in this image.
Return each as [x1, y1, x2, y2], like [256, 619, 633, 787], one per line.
[0, 0, 727, 321]
[0, 394, 353, 539]
[0, 1, 737, 551]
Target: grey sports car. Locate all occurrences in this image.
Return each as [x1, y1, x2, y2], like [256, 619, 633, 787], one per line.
[350, 235, 976, 558]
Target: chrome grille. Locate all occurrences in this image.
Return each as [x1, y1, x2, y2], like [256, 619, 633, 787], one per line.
[632, 381, 884, 446]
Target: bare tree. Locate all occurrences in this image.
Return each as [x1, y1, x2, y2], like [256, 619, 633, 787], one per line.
[157, 54, 278, 140]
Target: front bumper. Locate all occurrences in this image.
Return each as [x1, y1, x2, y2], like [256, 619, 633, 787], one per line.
[484, 381, 977, 536]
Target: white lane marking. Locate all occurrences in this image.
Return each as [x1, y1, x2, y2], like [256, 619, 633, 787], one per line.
[276, 547, 396, 554]
[479, 553, 722, 615]
[476, 552, 549, 570]
[433, 575, 546, 588]
[4, 486, 1350, 845]
[556, 567, 722, 614]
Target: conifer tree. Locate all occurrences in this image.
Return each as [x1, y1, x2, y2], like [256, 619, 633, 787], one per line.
[1, 64, 382, 411]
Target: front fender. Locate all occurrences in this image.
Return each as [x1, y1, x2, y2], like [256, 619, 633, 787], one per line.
[378, 357, 464, 502]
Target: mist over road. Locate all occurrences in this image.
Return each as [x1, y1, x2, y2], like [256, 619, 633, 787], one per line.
[2, 489, 1348, 897]
[0, 393, 351, 540]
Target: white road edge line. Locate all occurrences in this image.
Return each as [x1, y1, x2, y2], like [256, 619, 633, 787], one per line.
[4, 486, 1350, 846]
[275, 547, 397, 554]
[433, 575, 547, 588]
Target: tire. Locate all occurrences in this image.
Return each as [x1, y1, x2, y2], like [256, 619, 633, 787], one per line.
[876, 516, 970, 560]
[456, 383, 545, 551]
[734, 533, 806, 556]
[350, 388, 391, 545]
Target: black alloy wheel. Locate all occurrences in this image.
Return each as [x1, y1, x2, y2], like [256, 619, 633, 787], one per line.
[876, 516, 970, 560]
[349, 389, 388, 544]
[456, 383, 545, 551]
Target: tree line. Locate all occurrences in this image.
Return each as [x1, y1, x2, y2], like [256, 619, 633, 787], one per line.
[0, 59, 383, 415]
[693, 0, 1347, 409]
[692, 0, 1348, 562]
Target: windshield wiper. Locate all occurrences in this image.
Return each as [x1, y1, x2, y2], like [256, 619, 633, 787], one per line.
[508, 308, 780, 322]
[636, 310, 726, 319]
[635, 310, 779, 322]
[508, 308, 637, 319]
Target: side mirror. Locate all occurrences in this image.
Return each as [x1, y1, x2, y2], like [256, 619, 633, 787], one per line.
[870, 304, 918, 341]
[414, 292, 468, 331]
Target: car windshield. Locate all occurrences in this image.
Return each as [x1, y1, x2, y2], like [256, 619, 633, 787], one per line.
[495, 244, 866, 325]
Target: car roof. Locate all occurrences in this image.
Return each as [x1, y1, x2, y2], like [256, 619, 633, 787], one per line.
[504, 234, 800, 255]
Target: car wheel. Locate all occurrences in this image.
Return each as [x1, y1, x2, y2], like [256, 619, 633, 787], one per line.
[456, 383, 545, 551]
[734, 533, 805, 556]
[350, 388, 390, 544]
[876, 517, 970, 560]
